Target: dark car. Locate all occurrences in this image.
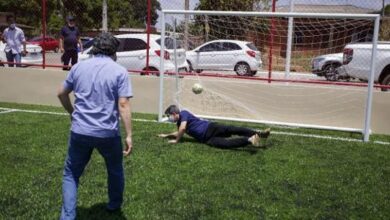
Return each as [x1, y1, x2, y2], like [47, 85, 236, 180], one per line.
[27, 36, 59, 52]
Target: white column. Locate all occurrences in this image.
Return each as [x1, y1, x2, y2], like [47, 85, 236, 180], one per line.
[102, 0, 108, 32]
[184, 0, 190, 50]
[285, 0, 295, 79]
[158, 12, 166, 122]
[363, 16, 380, 142]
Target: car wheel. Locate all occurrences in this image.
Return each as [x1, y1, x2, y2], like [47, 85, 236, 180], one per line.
[195, 69, 203, 74]
[323, 63, 341, 81]
[187, 60, 193, 73]
[235, 62, 250, 76]
[381, 74, 390, 92]
[142, 67, 159, 76]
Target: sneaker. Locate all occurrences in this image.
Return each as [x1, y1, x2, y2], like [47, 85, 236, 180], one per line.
[257, 128, 271, 139]
[249, 134, 261, 147]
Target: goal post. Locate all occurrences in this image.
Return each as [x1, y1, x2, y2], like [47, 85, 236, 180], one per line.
[158, 10, 380, 142]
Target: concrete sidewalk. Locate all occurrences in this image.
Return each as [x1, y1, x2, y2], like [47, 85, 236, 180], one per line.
[0, 67, 389, 135]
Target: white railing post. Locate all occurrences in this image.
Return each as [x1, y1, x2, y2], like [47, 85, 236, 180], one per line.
[285, 0, 295, 79]
[363, 15, 380, 142]
[158, 12, 166, 122]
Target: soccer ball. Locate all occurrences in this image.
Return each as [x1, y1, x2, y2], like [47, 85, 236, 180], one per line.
[192, 83, 203, 94]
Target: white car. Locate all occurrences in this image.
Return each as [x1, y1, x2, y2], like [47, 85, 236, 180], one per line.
[186, 40, 262, 76]
[79, 34, 189, 74]
[0, 41, 43, 67]
[342, 42, 390, 91]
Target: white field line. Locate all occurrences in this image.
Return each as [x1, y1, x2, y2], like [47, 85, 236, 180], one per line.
[0, 109, 17, 114]
[0, 107, 389, 146]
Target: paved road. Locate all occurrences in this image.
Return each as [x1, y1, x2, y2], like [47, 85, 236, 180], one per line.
[0, 67, 389, 135]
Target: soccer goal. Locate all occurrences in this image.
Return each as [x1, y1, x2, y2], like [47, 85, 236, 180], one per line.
[158, 10, 380, 142]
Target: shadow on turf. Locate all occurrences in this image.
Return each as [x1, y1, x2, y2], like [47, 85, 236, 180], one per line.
[184, 137, 274, 154]
[77, 203, 126, 220]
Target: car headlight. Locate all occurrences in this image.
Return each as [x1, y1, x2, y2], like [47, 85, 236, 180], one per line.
[312, 57, 325, 64]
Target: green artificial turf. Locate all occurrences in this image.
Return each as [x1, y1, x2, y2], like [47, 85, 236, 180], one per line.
[0, 102, 389, 219]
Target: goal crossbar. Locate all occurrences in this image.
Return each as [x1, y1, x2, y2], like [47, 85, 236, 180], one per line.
[163, 10, 379, 20]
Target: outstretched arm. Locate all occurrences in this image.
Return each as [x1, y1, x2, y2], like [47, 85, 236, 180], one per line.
[168, 121, 187, 144]
[157, 131, 178, 139]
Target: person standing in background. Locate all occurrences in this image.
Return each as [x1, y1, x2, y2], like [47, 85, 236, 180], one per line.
[2, 15, 27, 67]
[60, 15, 83, 71]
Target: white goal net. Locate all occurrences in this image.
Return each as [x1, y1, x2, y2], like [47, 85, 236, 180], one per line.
[158, 10, 380, 141]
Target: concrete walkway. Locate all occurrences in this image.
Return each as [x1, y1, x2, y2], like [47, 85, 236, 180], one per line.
[0, 67, 389, 135]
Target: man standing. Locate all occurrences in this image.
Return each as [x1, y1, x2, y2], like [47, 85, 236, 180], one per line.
[2, 15, 27, 67]
[57, 32, 132, 219]
[60, 15, 83, 70]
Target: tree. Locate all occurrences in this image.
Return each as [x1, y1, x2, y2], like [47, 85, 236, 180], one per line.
[132, 0, 161, 26]
[0, 0, 161, 37]
[193, 0, 269, 40]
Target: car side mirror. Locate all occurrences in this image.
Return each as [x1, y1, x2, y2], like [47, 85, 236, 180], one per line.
[195, 50, 200, 53]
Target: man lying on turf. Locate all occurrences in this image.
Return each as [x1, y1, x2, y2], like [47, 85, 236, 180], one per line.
[158, 105, 270, 148]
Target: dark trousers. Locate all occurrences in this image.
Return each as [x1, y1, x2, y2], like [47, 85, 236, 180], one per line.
[62, 50, 78, 70]
[6, 51, 22, 67]
[61, 132, 124, 219]
[204, 123, 256, 149]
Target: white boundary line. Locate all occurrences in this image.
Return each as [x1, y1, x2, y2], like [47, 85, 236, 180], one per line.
[0, 109, 17, 114]
[0, 107, 389, 145]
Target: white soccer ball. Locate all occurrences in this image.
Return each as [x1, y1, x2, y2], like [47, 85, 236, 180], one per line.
[192, 83, 203, 94]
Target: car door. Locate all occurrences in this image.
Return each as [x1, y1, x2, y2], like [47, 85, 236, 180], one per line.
[116, 38, 148, 71]
[217, 42, 241, 70]
[47, 37, 56, 50]
[44, 38, 52, 50]
[194, 42, 221, 70]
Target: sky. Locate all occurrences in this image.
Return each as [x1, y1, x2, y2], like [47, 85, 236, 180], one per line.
[156, 0, 390, 29]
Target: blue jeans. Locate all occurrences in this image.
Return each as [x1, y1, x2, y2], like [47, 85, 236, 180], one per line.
[6, 51, 22, 67]
[60, 132, 124, 220]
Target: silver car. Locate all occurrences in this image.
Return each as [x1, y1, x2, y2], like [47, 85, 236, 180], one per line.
[186, 40, 262, 76]
[311, 53, 344, 81]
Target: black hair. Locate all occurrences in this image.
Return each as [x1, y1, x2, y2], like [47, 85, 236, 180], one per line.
[90, 32, 120, 59]
[164, 105, 180, 115]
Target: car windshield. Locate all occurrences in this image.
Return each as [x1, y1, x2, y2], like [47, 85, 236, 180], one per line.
[30, 37, 42, 42]
[156, 38, 183, 49]
[83, 39, 95, 49]
[246, 43, 259, 51]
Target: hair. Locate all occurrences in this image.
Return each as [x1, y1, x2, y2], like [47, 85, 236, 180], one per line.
[164, 105, 180, 115]
[90, 32, 120, 59]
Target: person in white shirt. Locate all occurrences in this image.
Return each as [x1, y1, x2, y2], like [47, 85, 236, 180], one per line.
[2, 15, 27, 67]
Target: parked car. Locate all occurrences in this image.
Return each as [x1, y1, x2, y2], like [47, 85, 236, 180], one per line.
[0, 41, 43, 67]
[27, 36, 59, 52]
[186, 40, 262, 76]
[80, 37, 94, 51]
[79, 34, 189, 74]
[342, 42, 390, 91]
[311, 53, 349, 81]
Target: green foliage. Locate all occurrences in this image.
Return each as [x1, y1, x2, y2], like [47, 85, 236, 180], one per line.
[384, 4, 390, 16]
[0, 102, 389, 219]
[192, 0, 270, 40]
[0, 0, 160, 35]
